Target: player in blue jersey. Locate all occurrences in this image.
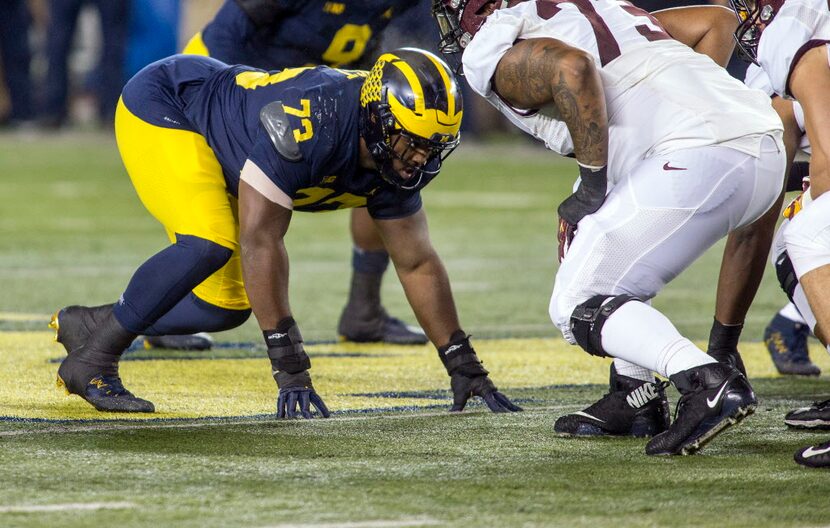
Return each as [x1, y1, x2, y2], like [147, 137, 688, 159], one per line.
[174, 0, 429, 348]
[50, 48, 522, 418]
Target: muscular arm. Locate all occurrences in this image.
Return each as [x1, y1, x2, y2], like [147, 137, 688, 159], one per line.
[790, 45, 830, 198]
[493, 38, 608, 167]
[653, 5, 738, 67]
[373, 209, 461, 346]
[238, 177, 293, 330]
[713, 96, 800, 325]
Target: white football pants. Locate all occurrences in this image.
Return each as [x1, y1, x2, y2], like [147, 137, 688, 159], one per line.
[549, 134, 785, 377]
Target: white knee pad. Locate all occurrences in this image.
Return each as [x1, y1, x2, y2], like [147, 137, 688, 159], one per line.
[783, 191, 830, 278]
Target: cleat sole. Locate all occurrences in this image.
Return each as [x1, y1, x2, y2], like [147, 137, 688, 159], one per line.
[784, 419, 830, 430]
[679, 404, 755, 456]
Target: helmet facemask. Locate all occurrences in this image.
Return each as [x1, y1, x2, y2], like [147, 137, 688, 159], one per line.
[731, 0, 783, 63]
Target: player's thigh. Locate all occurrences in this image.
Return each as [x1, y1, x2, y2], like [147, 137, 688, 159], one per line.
[551, 145, 766, 323]
[114, 98, 238, 250]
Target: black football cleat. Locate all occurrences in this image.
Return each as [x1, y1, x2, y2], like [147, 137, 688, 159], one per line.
[554, 365, 670, 437]
[144, 332, 214, 351]
[785, 399, 830, 429]
[794, 439, 830, 468]
[646, 362, 755, 456]
[338, 310, 428, 345]
[57, 350, 154, 413]
[764, 314, 820, 376]
[49, 304, 114, 354]
[708, 347, 747, 378]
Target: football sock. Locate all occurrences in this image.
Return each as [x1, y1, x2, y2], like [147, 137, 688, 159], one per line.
[779, 302, 807, 324]
[343, 248, 389, 319]
[601, 301, 716, 378]
[113, 234, 232, 334]
[142, 292, 251, 335]
[352, 247, 389, 274]
[613, 359, 653, 382]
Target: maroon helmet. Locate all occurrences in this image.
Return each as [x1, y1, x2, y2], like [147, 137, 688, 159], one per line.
[730, 0, 787, 62]
[432, 0, 504, 54]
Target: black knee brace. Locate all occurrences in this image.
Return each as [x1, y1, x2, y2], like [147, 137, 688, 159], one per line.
[570, 294, 641, 357]
[775, 250, 798, 303]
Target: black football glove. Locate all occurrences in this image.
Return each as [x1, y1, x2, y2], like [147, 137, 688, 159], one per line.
[265, 318, 330, 419]
[438, 332, 522, 413]
[557, 163, 607, 262]
[706, 318, 747, 378]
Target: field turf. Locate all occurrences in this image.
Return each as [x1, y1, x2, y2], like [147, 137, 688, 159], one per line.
[1, 132, 829, 527]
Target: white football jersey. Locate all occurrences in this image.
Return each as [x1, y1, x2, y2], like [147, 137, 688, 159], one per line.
[757, 0, 830, 97]
[463, 0, 783, 184]
[744, 63, 811, 154]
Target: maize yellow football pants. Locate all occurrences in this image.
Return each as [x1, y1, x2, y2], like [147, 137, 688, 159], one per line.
[114, 98, 249, 310]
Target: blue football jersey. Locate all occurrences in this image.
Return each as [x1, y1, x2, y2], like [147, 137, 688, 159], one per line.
[121, 54, 425, 219]
[200, 0, 415, 69]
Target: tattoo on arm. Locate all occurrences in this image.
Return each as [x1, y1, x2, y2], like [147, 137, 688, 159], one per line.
[494, 38, 608, 166]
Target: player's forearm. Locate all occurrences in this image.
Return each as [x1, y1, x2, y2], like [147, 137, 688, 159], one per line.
[240, 235, 292, 330]
[394, 254, 461, 347]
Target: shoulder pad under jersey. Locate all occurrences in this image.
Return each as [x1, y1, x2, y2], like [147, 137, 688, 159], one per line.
[259, 101, 302, 162]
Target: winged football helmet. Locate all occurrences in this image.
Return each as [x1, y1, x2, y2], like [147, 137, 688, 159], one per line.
[360, 48, 463, 190]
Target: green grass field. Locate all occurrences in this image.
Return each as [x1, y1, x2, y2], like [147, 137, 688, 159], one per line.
[1, 132, 829, 528]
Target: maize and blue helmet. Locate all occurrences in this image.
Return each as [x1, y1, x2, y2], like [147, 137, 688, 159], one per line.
[360, 48, 463, 190]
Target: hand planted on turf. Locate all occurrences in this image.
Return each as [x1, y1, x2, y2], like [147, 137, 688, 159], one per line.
[275, 370, 331, 419]
[450, 373, 522, 413]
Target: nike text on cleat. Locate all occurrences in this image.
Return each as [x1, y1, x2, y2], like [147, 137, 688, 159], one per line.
[794, 439, 830, 468]
[554, 364, 670, 437]
[784, 399, 830, 429]
[646, 363, 756, 456]
[764, 313, 820, 376]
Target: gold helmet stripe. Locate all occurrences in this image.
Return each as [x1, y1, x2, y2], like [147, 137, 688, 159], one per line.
[419, 50, 458, 118]
[377, 51, 426, 114]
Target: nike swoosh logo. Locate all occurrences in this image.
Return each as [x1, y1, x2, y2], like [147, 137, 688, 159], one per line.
[663, 162, 687, 171]
[802, 445, 830, 458]
[573, 411, 605, 423]
[443, 344, 462, 355]
[707, 381, 729, 408]
[272, 369, 280, 377]
[268, 332, 287, 340]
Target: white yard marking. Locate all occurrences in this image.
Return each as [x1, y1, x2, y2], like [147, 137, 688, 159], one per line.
[262, 518, 441, 528]
[0, 502, 136, 513]
[0, 406, 569, 437]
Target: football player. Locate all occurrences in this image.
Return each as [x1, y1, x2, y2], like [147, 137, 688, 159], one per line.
[50, 49, 522, 418]
[433, 0, 786, 455]
[167, 0, 429, 348]
[728, 0, 830, 467]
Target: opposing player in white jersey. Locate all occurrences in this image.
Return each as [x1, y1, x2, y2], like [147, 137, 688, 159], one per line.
[730, 0, 830, 467]
[433, 0, 786, 455]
